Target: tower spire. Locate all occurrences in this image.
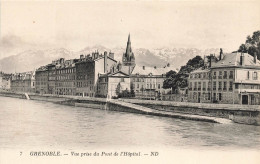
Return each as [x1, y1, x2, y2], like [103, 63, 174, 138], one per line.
[126, 33, 132, 55]
[122, 34, 135, 67]
[128, 33, 131, 43]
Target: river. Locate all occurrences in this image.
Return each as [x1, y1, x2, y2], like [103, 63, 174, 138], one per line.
[0, 96, 260, 150]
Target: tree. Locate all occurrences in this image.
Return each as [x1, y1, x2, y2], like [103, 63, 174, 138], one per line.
[115, 82, 122, 97]
[166, 70, 177, 78]
[238, 30, 260, 60]
[163, 56, 204, 93]
[130, 83, 135, 97]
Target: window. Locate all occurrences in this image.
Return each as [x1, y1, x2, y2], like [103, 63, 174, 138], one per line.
[218, 93, 222, 101]
[229, 82, 233, 91]
[213, 93, 216, 100]
[194, 82, 197, 90]
[247, 71, 250, 79]
[224, 71, 227, 79]
[235, 84, 239, 89]
[213, 81, 216, 90]
[158, 84, 161, 89]
[189, 82, 192, 90]
[198, 82, 201, 90]
[208, 82, 211, 90]
[203, 82, 206, 90]
[253, 72, 258, 80]
[218, 81, 222, 90]
[223, 82, 227, 90]
[121, 78, 125, 82]
[218, 71, 222, 79]
[213, 72, 216, 79]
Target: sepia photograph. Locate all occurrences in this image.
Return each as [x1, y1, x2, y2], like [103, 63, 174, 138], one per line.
[0, 0, 260, 163]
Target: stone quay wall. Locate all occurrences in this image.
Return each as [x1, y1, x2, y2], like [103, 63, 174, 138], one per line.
[0, 91, 259, 125]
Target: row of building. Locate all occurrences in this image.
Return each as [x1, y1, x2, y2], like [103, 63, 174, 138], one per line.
[188, 49, 260, 105]
[8, 34, 171, 99]
[4, 35, 260, 105]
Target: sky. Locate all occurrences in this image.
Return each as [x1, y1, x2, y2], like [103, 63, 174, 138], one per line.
[0, 0, 260, 59]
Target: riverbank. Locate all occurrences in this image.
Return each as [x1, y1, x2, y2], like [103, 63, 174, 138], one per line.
[1, 91, 259, 125]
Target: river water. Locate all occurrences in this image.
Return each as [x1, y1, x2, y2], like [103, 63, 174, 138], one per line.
[0, 96, 260, 150]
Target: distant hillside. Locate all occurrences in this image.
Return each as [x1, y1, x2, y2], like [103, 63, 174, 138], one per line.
[0, 46, 220, 73]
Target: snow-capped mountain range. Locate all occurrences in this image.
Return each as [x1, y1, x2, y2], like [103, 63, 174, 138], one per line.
[0, 45, 220, 73]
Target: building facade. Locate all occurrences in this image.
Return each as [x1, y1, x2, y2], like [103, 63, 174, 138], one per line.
[35, 66, 48, 94]
[97, 71, 131, 98]
[0, 72, 11, 90]
[11, 71, 35, 93]
[188, 68, 211, 103]
[75, 51, 117, 97]
[188, 51, 260, 105]
[130, 66, 172, 100]
[55, 59, 77, 95]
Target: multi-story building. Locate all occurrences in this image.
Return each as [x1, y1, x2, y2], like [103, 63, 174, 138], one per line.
[97, 68, 131, 98]
[75, 51, 117, 97]
[35, 66, 48, 94]
[188, 50, 260, 105]
[47, 63, 57, 94]
[11, 71, 35, 93]
[55, 59, 77, 95]
[131, 66, 172, 99]
[0, 72, 12, 90]
[211, 52, 260, 105]
[188, 68, 211, 103]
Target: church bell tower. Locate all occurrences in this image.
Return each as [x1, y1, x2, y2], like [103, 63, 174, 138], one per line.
[122, 34, 135, 66]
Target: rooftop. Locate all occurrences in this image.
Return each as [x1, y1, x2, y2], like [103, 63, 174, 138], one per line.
[190, 67, 210, 74]
[131, 65, 175, 76]
[211, 52, 260, 68]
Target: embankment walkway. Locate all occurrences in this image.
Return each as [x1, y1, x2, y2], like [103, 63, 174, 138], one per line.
[109, 99, 232, 124]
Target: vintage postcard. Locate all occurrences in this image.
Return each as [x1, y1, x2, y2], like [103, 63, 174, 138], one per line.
[0, 0, 260, 164]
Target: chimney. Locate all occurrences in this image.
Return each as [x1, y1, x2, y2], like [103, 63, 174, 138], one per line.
[254, 52, 257, 63]
[104, 51, 107, 73]
[209, 54, 213, 68]
[240, 53, 245, 66]
[109, 52, 114, 59]
[80, 54, 84, 59]
[96, 50, 99, 58]
[203, 55, 207, 68]
[143, 66, 145, 70]
[219, 48, 223, 60]
[60, 58, 65, 64]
